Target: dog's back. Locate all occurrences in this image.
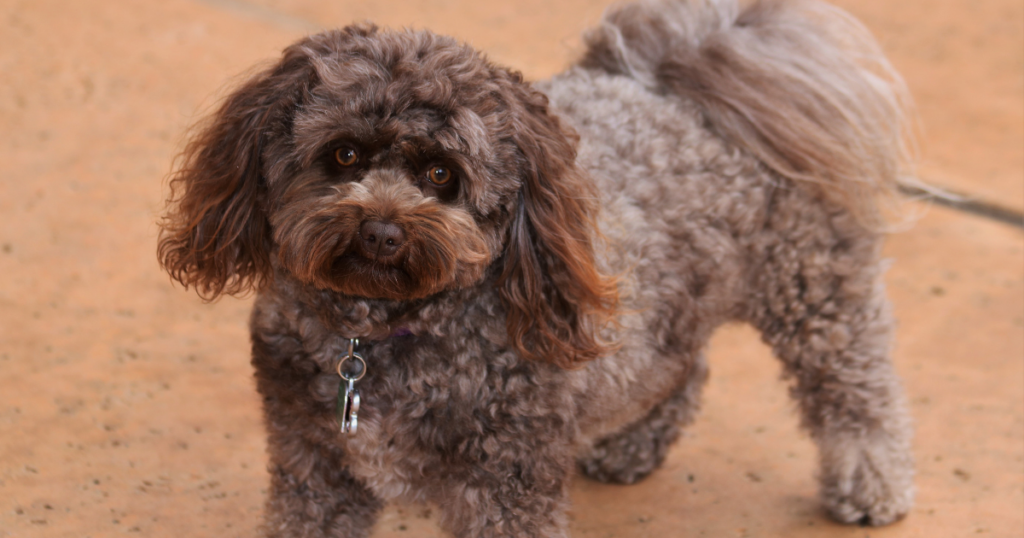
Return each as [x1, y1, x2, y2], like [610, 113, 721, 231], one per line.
[578, 0, 912, 228]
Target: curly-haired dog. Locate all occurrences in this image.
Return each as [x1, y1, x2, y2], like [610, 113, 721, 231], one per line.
[159, 0, 915, 535]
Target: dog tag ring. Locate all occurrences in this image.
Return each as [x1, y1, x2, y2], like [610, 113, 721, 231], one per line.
[336, 339, 366, 434]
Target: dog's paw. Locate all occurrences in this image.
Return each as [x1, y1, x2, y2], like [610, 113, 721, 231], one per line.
[577, 439, 660, 485]
[577, 422, 679, 485]
[819, 433, 915, 526]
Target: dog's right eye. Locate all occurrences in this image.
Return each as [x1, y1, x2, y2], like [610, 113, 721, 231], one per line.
[427, 166, 453, 186]
[334, 148, 358, 166]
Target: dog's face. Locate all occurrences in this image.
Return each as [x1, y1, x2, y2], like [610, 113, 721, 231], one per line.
[267, 29, 525, 300]
[158, 25, 617, 366]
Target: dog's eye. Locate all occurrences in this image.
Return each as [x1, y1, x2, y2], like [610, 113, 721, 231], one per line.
[335, 148, 358, 167]
[427, 166, 452, 186]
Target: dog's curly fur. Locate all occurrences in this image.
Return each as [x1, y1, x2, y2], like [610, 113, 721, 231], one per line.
[159, 0, 915, 535]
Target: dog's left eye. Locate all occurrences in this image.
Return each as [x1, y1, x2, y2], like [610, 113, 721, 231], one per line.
[427, 166, 453, 186]
[335, 148, 358, 166]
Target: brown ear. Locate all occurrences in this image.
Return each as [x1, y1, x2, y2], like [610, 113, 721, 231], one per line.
[157, 37, 324, 300]
[497, 74, 620, 368]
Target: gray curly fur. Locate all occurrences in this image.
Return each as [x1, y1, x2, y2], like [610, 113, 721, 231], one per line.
[159, 0, 915, 536]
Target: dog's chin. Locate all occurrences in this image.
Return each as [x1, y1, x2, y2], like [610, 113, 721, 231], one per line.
[322, 254, 436, 301]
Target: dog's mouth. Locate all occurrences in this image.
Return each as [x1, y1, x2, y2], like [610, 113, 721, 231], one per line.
[328, 253, 419, 299]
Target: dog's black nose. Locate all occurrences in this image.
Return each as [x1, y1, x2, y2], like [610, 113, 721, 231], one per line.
[359, 219, 405, 258]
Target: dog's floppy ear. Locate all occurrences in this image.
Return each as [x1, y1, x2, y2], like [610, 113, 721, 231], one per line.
[158, 37, 324, 300]
[497, 72, 620, 368]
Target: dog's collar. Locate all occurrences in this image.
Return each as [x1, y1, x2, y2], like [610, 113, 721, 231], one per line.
[344, 326, 413, 344]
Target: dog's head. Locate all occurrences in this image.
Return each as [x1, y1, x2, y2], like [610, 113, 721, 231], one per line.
[159, 25, 617, 366]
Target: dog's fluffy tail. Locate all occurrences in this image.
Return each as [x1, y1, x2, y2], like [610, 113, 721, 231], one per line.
[580, 0, 914, 229]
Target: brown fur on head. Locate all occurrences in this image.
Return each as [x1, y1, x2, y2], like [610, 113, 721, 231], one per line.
[158, 24, 618, 367]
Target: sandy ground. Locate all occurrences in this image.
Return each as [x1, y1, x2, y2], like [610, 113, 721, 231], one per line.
[0, 0, 1021, 537]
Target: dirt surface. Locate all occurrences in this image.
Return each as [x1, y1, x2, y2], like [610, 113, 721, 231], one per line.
[0, 0, 1021, 537]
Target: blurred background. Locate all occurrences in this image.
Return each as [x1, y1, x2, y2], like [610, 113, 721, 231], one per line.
[0, 0, 1020, 536]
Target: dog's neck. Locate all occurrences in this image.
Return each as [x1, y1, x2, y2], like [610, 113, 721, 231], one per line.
[268, 264, 502, 343]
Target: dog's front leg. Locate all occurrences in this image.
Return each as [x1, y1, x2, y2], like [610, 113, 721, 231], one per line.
[429, 416, 574, 538]
[437, 456, 572, 538]
[260, 425, 382, 538]
[251, 331, 383, 537]
[262, 462, 381, 538]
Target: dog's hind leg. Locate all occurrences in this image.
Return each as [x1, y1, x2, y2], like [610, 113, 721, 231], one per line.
[744, 207, 914, 526]
[576, 357, 707, 485]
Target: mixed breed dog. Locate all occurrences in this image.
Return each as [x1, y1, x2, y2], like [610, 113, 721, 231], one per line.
[159, 0, 915, 536]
